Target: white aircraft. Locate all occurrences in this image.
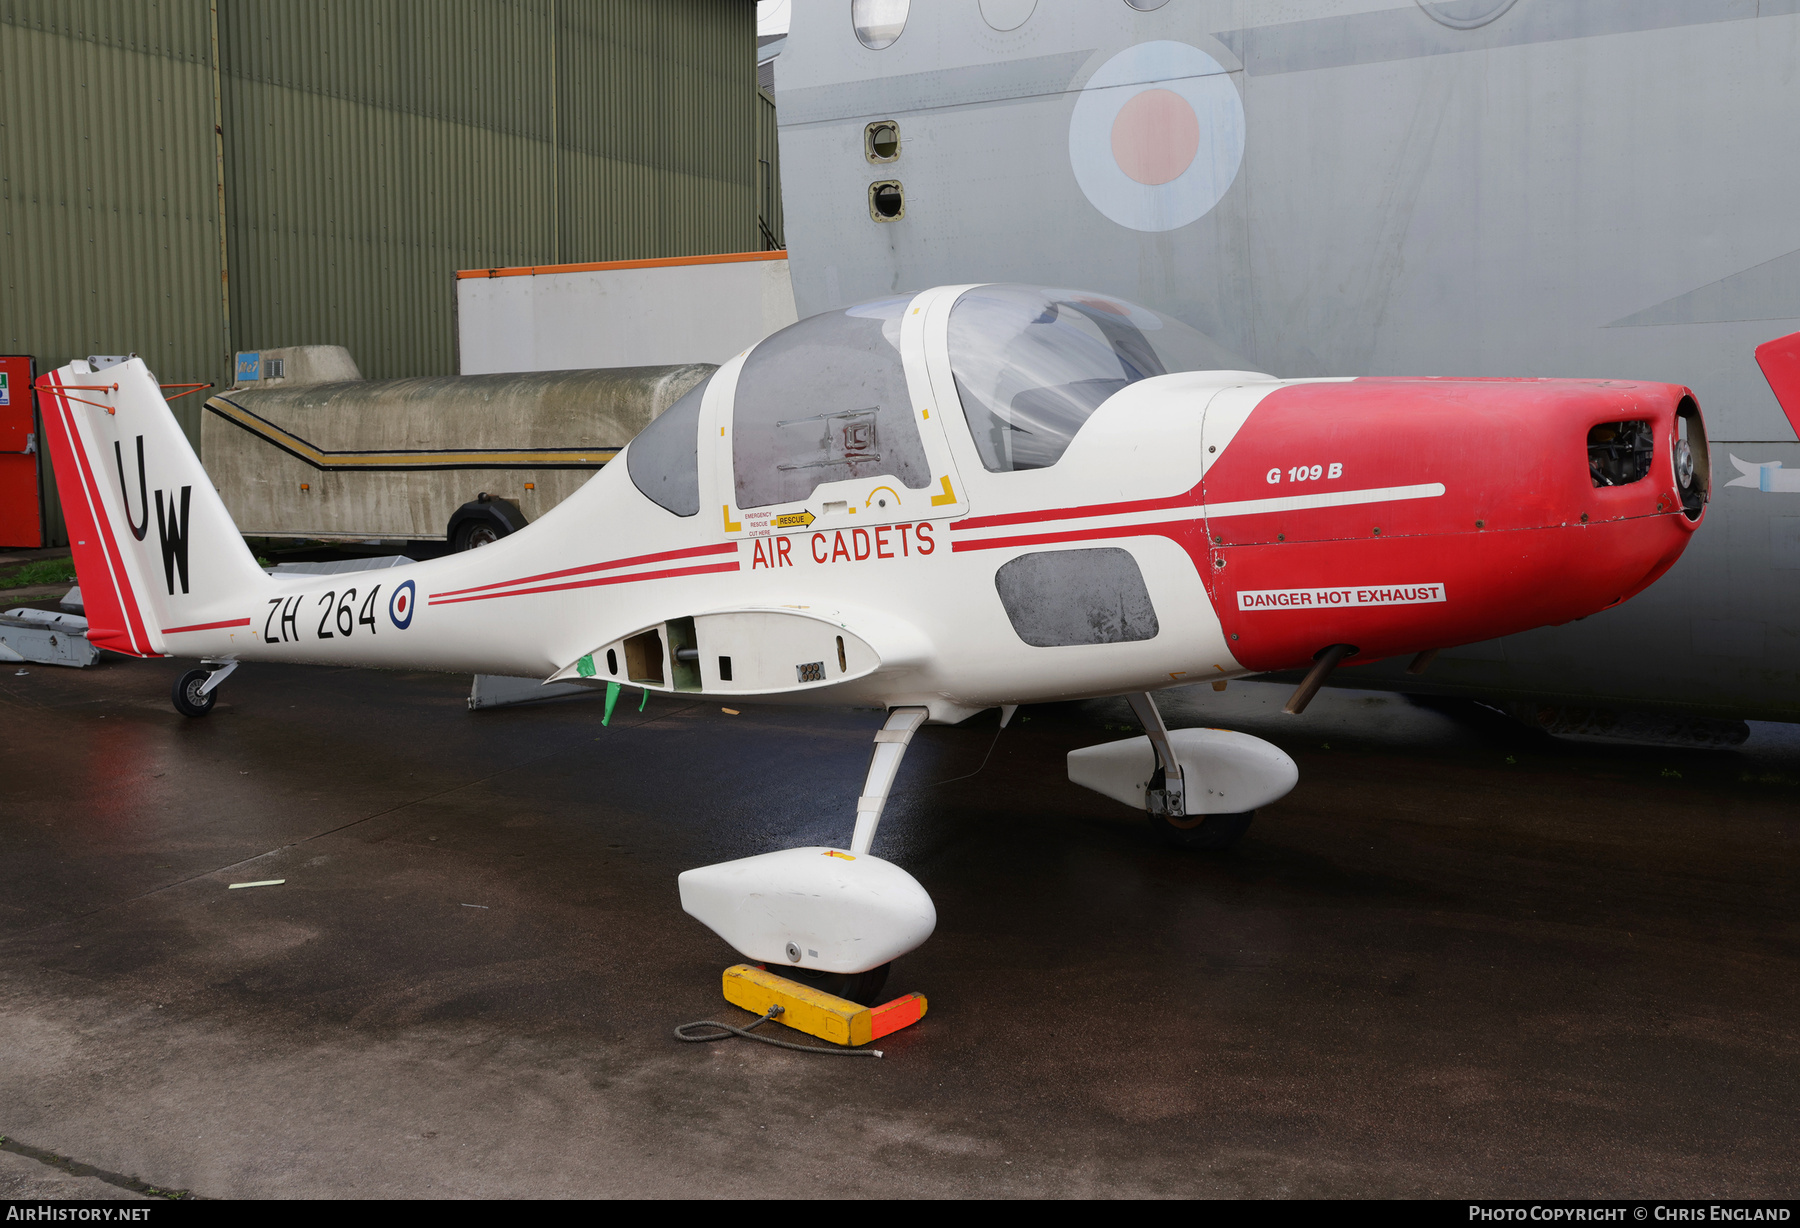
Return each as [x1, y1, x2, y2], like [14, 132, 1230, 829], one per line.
[39, 284, 1707, 1001]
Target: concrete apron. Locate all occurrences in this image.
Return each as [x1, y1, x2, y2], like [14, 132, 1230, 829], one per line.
[1, 661, 1796, 1198]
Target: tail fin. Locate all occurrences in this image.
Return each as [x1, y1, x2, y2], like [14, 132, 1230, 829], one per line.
[38, 358, 267, 657]
[1755, 331, 1800, 443]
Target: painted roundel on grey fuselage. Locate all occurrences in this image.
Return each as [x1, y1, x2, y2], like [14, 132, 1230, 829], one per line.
[993, 548, 1160, 647]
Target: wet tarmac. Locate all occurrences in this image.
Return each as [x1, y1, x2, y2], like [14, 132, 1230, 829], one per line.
[1, 656, 1796, 1198]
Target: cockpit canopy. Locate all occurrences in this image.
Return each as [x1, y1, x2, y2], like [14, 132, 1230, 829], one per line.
[948, 285, 1247, 472]
[626, 284, 1248, 518]
[732, 294, 933, 510]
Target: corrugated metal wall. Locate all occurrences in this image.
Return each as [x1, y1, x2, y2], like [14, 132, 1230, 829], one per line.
[0, 0, 227, 452]
[1, 0, 765, 547]
[220, 0, 760, 383]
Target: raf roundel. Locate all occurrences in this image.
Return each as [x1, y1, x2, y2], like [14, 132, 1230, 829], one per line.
[1068, 41, 1246, 233]
[389, 579, 416, 630]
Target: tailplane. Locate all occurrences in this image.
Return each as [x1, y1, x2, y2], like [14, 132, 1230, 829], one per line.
[38, 357, 267, 656]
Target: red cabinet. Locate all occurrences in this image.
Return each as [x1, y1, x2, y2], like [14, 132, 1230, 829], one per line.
[0, 355, 43, 548]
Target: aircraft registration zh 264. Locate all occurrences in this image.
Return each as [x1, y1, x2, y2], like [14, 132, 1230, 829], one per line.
[38, 284, 1710, 997]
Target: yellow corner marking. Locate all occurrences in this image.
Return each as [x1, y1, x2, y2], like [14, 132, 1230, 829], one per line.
[822, 850, 856, 861]
[922, 407, 930, 419]
[1168, 671, 1186, 680]
[929, 475, 957, 506]
[774, 510, 816, 529]
[865, 485, 900, 509]
[723, 505, 741, 533]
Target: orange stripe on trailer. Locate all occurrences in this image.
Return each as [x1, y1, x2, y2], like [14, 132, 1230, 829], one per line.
[455, 249, 787, 280]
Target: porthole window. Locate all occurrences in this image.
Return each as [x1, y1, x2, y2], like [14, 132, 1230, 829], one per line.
[869, 180, 904, 221]
[1124, 0, 1170, 9]
[852, 0, 908, 49]
[979, 0, 1036, 31]
[865, 121, 900, 163]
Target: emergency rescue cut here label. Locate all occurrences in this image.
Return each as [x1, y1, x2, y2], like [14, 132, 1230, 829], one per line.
[1238, 583, 1446, 611]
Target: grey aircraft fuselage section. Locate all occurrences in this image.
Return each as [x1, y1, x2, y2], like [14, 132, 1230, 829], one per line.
[771, 0, 1800, 722]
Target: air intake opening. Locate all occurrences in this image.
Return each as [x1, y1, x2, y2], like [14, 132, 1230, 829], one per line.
[1674, 396, 1709, 520]
[1587, 420, 1653, 487]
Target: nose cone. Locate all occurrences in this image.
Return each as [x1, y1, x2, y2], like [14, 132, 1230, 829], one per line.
[1204, 377, 1707, 672]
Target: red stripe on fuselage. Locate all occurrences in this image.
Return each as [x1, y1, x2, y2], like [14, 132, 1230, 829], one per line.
[951, 522, 1204, 554]
[427, 560, 741, 606]
[950, 489, 1200, 533]
[162, 618, 252, 634]
[429, 541, 738, 600]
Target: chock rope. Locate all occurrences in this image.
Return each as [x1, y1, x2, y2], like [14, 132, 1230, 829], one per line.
[674, 1005, 883, 1058]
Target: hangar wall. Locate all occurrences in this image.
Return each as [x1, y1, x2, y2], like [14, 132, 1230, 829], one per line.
[0, 0, 771, 540]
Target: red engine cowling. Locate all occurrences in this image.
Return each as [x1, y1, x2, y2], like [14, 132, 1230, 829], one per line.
[1204, 378, 1708, 673]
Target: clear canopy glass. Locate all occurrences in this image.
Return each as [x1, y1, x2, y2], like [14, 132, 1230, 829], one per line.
[732, 295, 931, 509]
[948, 284, 1246, 472]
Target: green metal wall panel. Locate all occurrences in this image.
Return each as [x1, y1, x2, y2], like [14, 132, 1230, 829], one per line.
[219, 0, 760, 382]
[0, 0, 227, 459]
[1, 0, 766, 473]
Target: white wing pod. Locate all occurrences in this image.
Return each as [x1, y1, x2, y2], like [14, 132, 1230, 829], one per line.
[1067, 727, 1298, 815]
[677, 847, 936, 974]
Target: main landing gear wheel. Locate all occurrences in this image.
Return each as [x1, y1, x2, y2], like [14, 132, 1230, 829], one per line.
[769, 961, 892, 1006]
[1150, 809, 1255, 850]
[172, 668, 216, 718]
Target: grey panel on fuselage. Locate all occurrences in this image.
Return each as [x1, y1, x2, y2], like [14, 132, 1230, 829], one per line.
[775, 0, 1800, 721]
[994, 548, 1160, 648]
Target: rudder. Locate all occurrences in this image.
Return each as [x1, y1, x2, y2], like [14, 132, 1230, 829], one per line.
[38, 357, 267, 656]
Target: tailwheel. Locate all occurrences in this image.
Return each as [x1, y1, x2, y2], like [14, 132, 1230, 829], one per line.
[766, 961, 892, 1007]
[1151, 809, 1255, 850]
[171, 668, 216, 718]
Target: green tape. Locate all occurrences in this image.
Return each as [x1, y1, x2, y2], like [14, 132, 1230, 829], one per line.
[639, 686, 649, 712]
[603, 680, 620, 726]
[576, 654, 596, 679]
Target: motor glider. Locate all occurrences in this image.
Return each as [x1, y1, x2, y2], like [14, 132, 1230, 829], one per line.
[38, 284, 1709, 996]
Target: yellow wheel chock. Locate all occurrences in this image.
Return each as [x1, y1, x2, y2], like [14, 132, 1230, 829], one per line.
[722, 964, 927, 1048]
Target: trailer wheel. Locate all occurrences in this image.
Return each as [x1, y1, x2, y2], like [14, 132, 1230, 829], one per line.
[447, 495, 527, 551]
[172, 668, 216, 718]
